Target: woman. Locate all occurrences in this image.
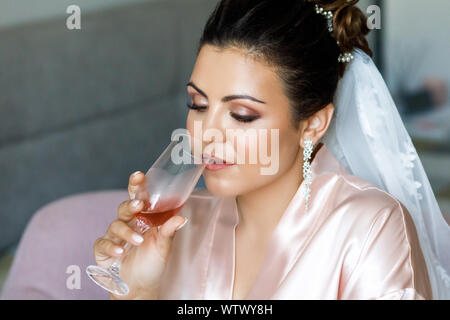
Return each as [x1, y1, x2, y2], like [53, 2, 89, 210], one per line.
[93, 0, 449, 299]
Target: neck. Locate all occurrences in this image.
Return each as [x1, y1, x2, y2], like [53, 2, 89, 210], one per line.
[235, 149, 302, 239]
[235, 142, 323, 239]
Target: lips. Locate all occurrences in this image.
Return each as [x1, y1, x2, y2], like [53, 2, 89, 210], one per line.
[202, 154, 235, 171]
[202, 154, 230, 164]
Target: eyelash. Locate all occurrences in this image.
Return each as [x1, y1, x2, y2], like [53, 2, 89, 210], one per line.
[186, 102, 207, 111]
[186, 103, 260, 123]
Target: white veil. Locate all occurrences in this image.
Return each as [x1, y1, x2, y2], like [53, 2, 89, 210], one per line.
[320, 48, 450, 299]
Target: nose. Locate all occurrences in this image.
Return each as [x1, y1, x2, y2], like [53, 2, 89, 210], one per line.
[201, 106, 225, 145]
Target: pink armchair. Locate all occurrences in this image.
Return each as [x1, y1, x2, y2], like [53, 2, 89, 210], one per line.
[2, 189, 449, 300]
[0, 190, 130, 299]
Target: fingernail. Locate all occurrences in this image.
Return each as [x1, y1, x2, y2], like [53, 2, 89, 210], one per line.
[131, 200, 141, 208]
[176, 217, 189, 231]
[132, 233, 144, 243]
[132, 171, 140, 177]
[115, 247, 124, 254]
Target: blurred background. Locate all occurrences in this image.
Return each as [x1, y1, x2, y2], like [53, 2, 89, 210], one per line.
[0, 0, 449, 293]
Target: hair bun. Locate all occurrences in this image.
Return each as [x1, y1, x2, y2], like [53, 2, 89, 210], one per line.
[309, 0, 373, 58]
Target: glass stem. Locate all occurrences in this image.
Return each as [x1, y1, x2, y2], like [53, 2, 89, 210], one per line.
[108, 218, 151, 277]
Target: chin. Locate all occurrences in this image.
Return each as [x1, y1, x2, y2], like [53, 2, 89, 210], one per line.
[203, 172, 243, 197]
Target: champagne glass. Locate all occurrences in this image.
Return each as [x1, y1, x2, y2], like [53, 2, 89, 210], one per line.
[86, 133, 208, 296]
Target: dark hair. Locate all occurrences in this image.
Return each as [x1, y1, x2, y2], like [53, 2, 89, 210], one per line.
[197, 0, 372, 128]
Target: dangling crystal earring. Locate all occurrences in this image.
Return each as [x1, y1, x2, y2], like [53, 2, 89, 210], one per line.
[302, 139, 314, 212]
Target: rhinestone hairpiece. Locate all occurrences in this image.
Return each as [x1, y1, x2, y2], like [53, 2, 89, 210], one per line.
[314, 4, 333, 33]
[338, 52, 354, 63]
[314, 3, 354, 63]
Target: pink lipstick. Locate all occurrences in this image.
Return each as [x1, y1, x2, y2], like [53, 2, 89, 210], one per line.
[202, 154, 235, 171]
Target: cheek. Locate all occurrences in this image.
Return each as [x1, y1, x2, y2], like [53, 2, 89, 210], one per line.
[236, 126, 295, 170]
[186, 112, 205, 147]
[203, 164, 263, 197]
[186, 111, 194, 135]
[203, 127, 298, 197]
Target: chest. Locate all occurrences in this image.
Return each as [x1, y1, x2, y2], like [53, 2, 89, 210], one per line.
[231, 228, 269, 300]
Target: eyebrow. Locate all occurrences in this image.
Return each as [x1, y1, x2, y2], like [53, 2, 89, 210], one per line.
[186, 81, 266, 104]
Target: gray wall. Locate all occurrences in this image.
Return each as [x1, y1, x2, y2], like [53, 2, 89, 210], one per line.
[384, 0, 450, 93]
[0, 0, 218, 254]
[0, 0, 157, 29]
[0, 0, 403, 254]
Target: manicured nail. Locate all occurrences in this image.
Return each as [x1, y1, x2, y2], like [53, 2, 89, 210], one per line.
[176, 217, 189, 231]
[132, 171, 140, 177]
[132, 233, 144, 243]
[115, 247, 124, 254]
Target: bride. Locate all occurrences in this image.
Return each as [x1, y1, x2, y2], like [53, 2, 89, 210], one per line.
[92, 0, 450, 299]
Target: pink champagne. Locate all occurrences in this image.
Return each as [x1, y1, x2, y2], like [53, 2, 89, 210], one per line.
[136, 197, 185, 227]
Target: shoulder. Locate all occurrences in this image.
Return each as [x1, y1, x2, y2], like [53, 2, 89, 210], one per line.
[331, 172, 407, 227]
[328, 172, 417, 267]
[330, 173, 433, 298]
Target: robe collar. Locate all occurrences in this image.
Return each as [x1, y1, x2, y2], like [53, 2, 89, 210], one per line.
[207, 144, 347, 300]
[203, 143, 348, 299]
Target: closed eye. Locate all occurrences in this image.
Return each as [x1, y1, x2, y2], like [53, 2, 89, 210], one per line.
[186, 102, 207, 111]
[186, 103, 260, 123]
[229, 112, 260, 123]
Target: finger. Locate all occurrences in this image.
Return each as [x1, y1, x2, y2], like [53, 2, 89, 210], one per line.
[117, 199, 144, 222]
[128, 171, 146, 200]
[155, 216, 188, 258]
[94, 238, 125, 261]
[106, 220, 144, 246]
[159, 215, 189, 240]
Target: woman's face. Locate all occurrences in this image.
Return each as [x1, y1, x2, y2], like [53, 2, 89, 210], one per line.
[186, 45, 302, 197]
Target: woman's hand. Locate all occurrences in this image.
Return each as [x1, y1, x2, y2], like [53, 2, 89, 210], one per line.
[93, 171, 188, 299]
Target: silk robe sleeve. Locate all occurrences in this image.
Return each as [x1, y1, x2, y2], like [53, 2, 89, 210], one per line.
[339, 202, 433, 300]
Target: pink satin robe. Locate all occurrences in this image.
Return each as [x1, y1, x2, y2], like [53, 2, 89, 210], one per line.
[158, 144, 433, 300]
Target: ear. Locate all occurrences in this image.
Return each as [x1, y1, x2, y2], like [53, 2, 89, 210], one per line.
[299, 103, 335, 148]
